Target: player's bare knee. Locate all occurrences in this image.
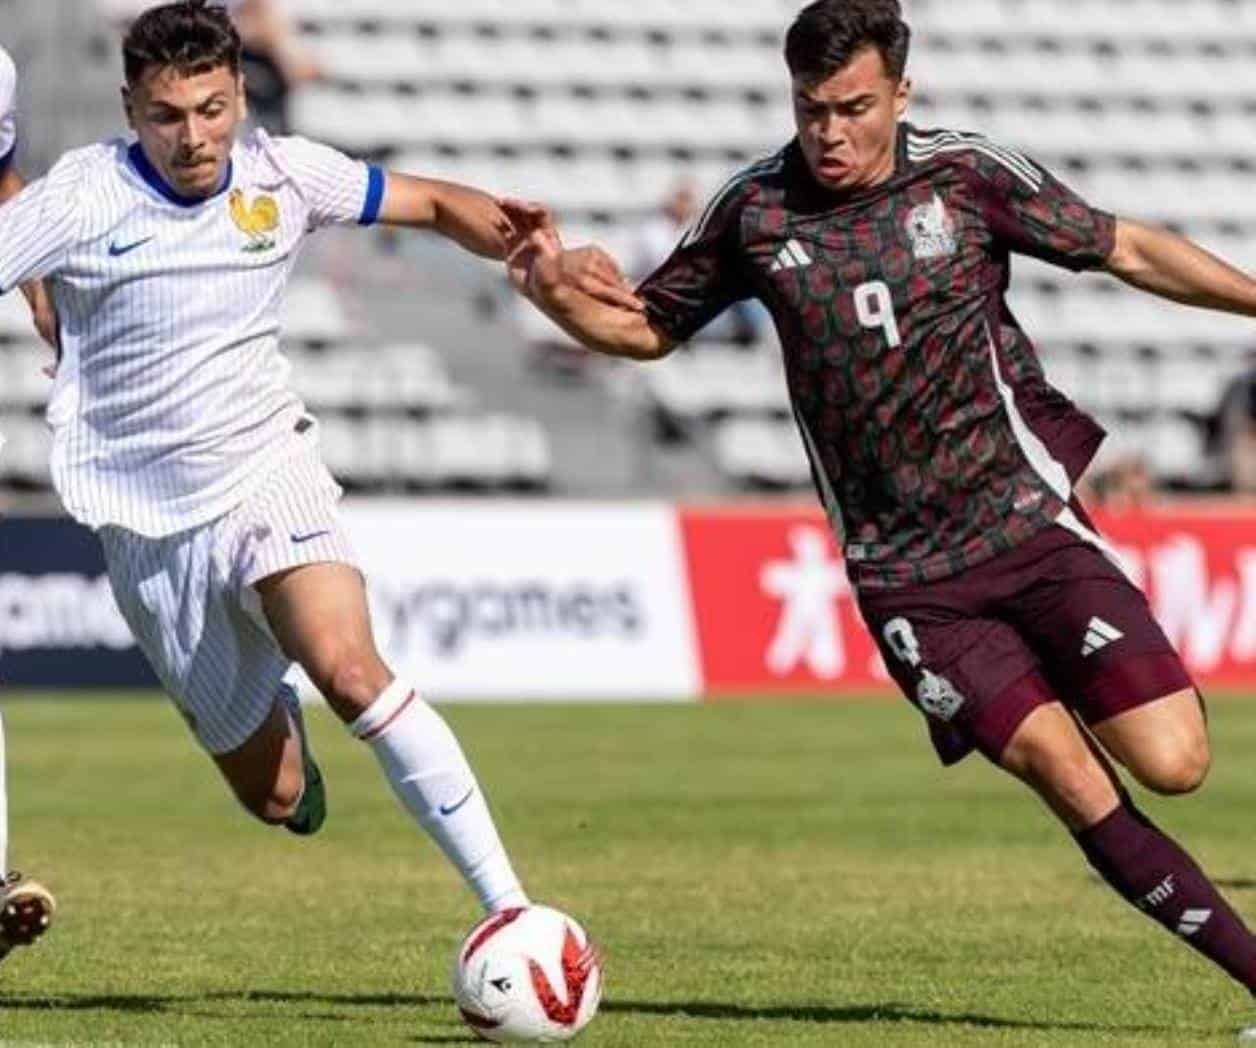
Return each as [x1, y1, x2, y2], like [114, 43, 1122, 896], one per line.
[323, 651, 390, 720]
[1135, 737, 1211, 795]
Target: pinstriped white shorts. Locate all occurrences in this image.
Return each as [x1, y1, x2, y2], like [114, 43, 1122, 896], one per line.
[100, 446, 358, 755]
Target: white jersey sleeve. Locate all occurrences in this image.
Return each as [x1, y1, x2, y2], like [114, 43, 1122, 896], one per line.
[0, 45, 17, 168]
[269, 135, 383, 230]
[0, 152, 86, 293]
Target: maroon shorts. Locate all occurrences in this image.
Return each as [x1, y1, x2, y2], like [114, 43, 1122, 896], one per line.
[857, 522, 1195, 767]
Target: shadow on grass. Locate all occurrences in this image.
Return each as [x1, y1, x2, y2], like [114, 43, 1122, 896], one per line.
[0, 990, 1204, 1037]
[0, 990, 447, 1013]
[1217, 878, 1256, 890]
[0, 990, 482, 1044]
[601, 999, 1188, 1035]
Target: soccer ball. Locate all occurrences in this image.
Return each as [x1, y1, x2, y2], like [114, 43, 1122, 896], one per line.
[452, 905, 603, 1043]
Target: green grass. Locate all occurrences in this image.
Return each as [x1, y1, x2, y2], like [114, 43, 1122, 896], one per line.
[2, 693, 1256, 1046]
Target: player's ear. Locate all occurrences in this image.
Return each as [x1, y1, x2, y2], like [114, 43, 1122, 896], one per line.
[121, 85, 136, 131]
[893, 76, 912, 120]
[235, 72, 248, 123]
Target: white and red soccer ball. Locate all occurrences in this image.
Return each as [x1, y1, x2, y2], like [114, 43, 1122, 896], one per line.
[452, 905, 603, 1043]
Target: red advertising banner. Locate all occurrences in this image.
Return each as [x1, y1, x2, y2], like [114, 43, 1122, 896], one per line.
[679, 504, 1256, 695]
[1094, 507, 1256, 688]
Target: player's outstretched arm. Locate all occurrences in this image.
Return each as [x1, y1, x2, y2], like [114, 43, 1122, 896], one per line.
[0, 166, 58, 353]
[1105, 218, 1256, 317]
[376, 172, 521, 260]
[506, 228, 675, 362]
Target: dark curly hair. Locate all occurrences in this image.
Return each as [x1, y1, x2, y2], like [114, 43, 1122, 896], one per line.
[123, 1, 242, 86]
[785, 0, 912, 84]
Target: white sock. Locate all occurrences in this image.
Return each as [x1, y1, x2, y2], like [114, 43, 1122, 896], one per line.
[0, 709, 7, 875]
[350, 679, 528, 913]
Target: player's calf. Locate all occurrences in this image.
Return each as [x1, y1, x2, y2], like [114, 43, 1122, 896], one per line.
[238, 776, 303, 826]
[213, 696, 308, 826]
[1076, 801, 1256, 994]
[1002, 698, 1256, 995]
[999, 703, 1121, 831]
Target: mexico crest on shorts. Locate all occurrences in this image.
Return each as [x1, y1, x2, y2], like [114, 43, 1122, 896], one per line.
[905, 193, 957, 260]
[917, 669, 966, 721]
[229, 189, 280, 253]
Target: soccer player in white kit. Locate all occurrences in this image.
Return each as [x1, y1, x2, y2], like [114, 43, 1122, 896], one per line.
[0, 2, 621, 922]
[0, 41, 57, 964]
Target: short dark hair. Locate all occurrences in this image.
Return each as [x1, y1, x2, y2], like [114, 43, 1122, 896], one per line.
[785, 0, 912, 85]
[123, 1, 242, 86]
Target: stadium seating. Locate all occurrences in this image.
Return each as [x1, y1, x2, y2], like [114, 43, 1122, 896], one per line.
[277, 310, 555, 491]
[44, 0, 1256, 497]
[0, 274, 554, 492]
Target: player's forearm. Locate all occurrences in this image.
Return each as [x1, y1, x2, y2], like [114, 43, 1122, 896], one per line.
[0, 166, 55, 348]
[1107, 218, 1256, 316]
[427, 181, 514, 259]
[378, 174, 512, 259]
[528, 281, 673, 361]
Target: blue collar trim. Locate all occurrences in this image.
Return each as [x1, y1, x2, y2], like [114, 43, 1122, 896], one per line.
[127, 142, 232, 207]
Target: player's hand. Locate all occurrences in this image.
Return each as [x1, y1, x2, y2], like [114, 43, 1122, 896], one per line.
[499, 197, 562, 258]
[501, 198, 565, 298]
[557, 246, 646, 313]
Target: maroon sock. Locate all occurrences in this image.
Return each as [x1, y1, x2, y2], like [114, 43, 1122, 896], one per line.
[1076, 803, 1256, 992]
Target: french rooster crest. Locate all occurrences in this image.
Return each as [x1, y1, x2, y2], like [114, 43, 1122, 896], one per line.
[229, 189, 280, 252]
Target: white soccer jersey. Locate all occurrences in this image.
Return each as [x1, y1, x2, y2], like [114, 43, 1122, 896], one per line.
[0, 129, 384, 536]
[0, 44, 17, 170]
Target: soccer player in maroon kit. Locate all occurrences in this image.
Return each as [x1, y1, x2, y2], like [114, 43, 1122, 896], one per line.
[505, 0, 1256, 1035]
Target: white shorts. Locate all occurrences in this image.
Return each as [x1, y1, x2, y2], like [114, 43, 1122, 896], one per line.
[101, 447, 358, 755]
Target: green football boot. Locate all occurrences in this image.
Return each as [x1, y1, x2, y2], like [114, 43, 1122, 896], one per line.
[280, 685, 327, 836]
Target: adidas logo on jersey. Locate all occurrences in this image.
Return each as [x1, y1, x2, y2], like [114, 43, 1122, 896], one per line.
[1081, 617, 1124, 657]
[1177, 908, 1213, 937]
[769, 239, 813, 273]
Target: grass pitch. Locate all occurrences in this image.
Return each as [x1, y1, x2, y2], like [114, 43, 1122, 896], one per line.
[2, 693, 1256, 1046]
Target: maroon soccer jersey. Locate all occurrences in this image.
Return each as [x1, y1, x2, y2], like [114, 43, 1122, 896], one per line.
[639, 123, 1116, 591]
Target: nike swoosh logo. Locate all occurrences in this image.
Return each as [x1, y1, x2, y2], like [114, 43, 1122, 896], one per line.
[439, 788, 475, 817]
[108, 236, 154, 257]
[290, 530, 331, 544]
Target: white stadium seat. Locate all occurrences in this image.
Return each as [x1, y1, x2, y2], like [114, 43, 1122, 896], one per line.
[711, 417, 811, 489]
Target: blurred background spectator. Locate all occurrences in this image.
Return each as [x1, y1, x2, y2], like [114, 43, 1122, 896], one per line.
[97, 0, 322, 132]
[1216, 354, 1256, 495]
[629, 178, 765, 348]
